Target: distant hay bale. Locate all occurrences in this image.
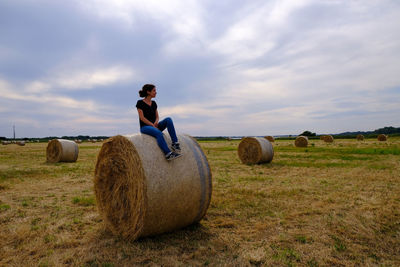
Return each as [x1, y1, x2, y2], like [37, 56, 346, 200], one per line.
[295, 136, 308, 147]
[91, 139, 96, 143]
[264, 136, 275, 142]
[319, 135, 325, 140]
[2, 141, 10, 145]
[323, 135, 334, 143]
[356, 134, 364, 141]
[94, 134, 212, 241]
[377, 134, 387, 141]
[238, 137, 274, 164]
[16, 141, 25, 146]
[75, 139, 82, 144]
[46, 139, 79, 163]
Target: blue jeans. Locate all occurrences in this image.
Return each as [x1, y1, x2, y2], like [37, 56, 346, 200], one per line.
[140, 117, 178, 155]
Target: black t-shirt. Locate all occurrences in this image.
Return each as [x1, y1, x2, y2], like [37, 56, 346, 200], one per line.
[136, 100, 157, 128]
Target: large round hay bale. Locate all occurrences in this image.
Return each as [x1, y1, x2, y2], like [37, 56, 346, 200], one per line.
[16, 141, 25, 146]
[46, 139, 79, 163]
[377, 134, 387, 141]
[264, 136, 275, 142]
[323, 135, 334, 143]
[295, 136, 308, 147]
[94, 134, 212, 241]
[356, 134, 364, 141]
[238, 137, 274, 164]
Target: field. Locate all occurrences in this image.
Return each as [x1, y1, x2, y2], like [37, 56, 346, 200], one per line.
[1, 138, 399, 266]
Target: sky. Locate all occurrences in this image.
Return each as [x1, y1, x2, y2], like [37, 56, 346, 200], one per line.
[1, 0, 400, 138]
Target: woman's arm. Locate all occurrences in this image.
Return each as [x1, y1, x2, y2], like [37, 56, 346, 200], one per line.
[137, 108, 156, 127]
[154, 110, 160, 128]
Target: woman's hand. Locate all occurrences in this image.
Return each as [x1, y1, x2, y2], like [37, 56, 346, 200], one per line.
[154, 122, 159, 128]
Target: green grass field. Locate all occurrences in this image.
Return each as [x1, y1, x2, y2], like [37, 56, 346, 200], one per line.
[1, 138, 399, 266]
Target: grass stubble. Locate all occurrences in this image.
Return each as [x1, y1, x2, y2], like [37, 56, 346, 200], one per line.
[0, 138, 399, 266]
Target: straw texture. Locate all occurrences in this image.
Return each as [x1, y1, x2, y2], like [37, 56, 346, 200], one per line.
[264, 136, 275, 142]
[46, 139, 79, 163]
[238, 137, 274, 164]
[94, 133, 212, 241]
[377, 134, 387, 141]
[323, 135, 334, 143]
[295, 136, 308, 147]
[356, 134, 364, 141]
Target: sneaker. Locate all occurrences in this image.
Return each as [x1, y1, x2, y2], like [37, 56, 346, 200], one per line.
[165, 151, 182, 161]
[171, 142, 181, 152]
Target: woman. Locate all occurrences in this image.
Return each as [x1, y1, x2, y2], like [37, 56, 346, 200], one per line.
[136, 84, 182, 160]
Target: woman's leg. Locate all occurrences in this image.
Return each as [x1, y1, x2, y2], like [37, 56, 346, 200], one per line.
[157, 117, 178, 143]
[140, 126, 171, 155]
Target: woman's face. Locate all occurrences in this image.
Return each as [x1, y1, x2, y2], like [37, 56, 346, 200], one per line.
[148, 87, 157, 98]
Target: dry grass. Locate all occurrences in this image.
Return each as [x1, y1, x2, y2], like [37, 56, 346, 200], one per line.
[1, 138, 400, 266]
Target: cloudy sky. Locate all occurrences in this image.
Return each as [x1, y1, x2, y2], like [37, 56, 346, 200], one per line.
[1, 0, 400, 138]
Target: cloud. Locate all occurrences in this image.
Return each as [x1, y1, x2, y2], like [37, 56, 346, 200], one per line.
[24, 81, 51, 93]
[0, 78, 97, 112]
[208, 0, 314, 64]
[161, 103, 233, 119]
[51, 65, 135, 90]
[22, 65, 136, 93]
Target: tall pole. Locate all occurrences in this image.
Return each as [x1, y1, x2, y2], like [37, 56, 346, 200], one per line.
[13, 125, 15, 140]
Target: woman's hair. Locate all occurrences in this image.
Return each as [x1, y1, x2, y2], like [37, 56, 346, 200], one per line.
[139, 84, 155, 97]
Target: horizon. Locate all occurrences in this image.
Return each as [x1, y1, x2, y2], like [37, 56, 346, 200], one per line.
[1, 1, 400, 137]
[2, 125, 398, 140]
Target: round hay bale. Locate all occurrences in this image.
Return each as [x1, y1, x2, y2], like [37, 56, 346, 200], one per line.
[238, 137, 274, 164]
[377, 134, 387, 141]
[319, 135, 325, 140]
[264, 136, 275, 142]
[46, 139, 79, 163]
[2, 141, 9, 145]
[16, 141, 25, 146]
[94, 134, 212, 241]
[356, 134, 364, 141]
[323, 135, 334, 143]
[75, 139, 82, 144]
[295, 136, 308, 147]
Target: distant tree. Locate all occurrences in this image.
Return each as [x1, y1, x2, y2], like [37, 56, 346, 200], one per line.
[0, 136, 6, 141]
[374, 126, 400, 134]
[299, 130, 316, 137]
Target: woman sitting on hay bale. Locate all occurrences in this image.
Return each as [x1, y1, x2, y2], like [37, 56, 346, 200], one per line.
[136, 84, 182, 161]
